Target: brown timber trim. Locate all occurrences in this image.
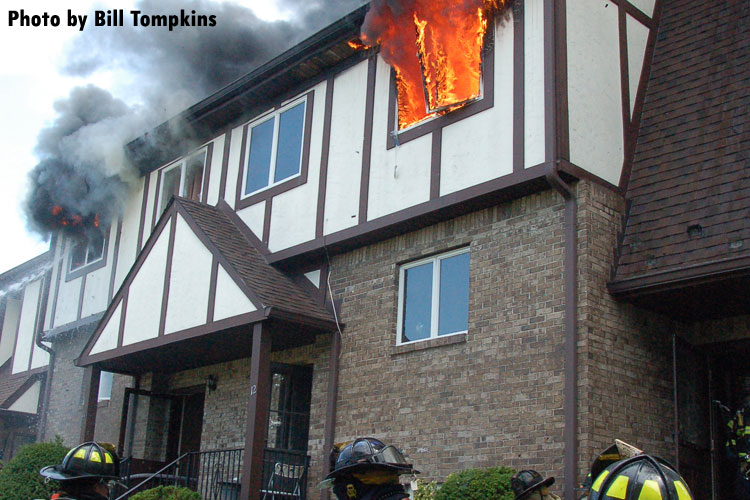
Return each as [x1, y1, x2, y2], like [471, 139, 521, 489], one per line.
[386, 30, 496, 150]
[235, 90, 315, 210]
[430, 129, 442, 200]
[207, 257, 218, 324]
[619, 0, 663, 190]
[151, 170, 162, 231]
[618, 3, 632, 174]
[200, 142, 214, 204]
[117, 292, 128, 349]
[219, 129, 232, 201]
[137, 174, 150, 252]
[79, 366, 101, 442]
[158, 215, 177, 338]
[240, 323, 272, 500]
[262, 198, 272, 246]
[108, 218, 124, 303]
[608, 0, 654, 29]
[317, 77, 335, 238]
[360, 56, 378, 223]
[555, 0, 570, 161]
[513, 0, 525, 173]
[76, 274, 87, 322]
[79, 310, 267, 368]
[1, 373, 43, 409]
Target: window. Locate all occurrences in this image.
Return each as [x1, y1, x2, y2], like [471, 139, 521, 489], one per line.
[69, 231, 106, 272]
[97, 371, 114, 402]
[397, 248, 470, 344]
[242, 97, 307, 197]
[158, 149, 207, 213]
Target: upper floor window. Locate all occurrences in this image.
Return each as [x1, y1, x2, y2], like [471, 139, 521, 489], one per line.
[158, 149, 207, 213]
[397, 248, 470, 344]
[69, 231, 106, 273]
[242, 96, 307, 197]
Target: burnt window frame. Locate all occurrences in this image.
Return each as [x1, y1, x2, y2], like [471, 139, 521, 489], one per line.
[156, 147, 209, 214]
[386, 28, 495, 150]
[235, 90, 315, 210]
[66, 228, 110, 281]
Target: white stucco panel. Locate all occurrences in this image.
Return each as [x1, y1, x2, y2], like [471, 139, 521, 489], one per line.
[304, 270, 321, 288]
[628, 0, 655, 18]
[223, 126, 246, 210]
[0, 298, 20, 367]
[525, 0, 546, 168]
[12, 279, 42, 374]
[237, 201, 266, 241]
[567, 0, 623, 186]
[143, 169, 158, 248]
[213, 264, 257, 322]
[324, 62, 368, 235]
[627, 15, 650, 115]
[116, 187, 146, 292]
[29, 338, 49, 370]
[206, 135, 225, 206]
[122, 218, 170, 346]
[80, 227, 114, 318]
[164, 215, 213, 335]
[7, 380, 41, 414]
[441, 15, 514, 195]
[90, 301, 122, 355]
[53, 259, 83, 328]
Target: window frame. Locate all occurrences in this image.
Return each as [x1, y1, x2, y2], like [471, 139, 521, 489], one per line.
[156, 147, 209, 214]
[66, 228, 110, 281]
[396, 247, 471, 345]
[235, 90, 314, 210]
[386, 28, 495, 150]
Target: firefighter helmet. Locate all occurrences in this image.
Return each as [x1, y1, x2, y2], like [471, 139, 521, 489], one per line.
[511, 470, 555, 499]
[587, 454, 693, 500]
[324, 437, 417, 480]
[40, 442, 120, 482]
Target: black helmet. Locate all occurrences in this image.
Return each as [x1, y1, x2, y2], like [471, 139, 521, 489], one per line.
[40, 442, 120, 482]
[511, 470, 555, 500]
[588, 455, 693, 500]
[324, 437, 417, 480]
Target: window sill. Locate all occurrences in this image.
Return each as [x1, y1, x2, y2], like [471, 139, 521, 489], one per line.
[97, 399, 110, 408]
[391, 332, 467, 356]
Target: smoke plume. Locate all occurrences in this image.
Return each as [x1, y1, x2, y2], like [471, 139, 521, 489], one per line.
[24, 0, 365, 240]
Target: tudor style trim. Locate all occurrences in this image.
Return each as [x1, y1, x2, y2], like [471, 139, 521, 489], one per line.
[137, 174, 150, 252]
[219, 129, 232, 201]
[201, 142, 215, 204]
[513, 0, 525, 173]
[108, 218, 123, 303]
[359, 56, 378, 224]
[316, 77, 335, 239]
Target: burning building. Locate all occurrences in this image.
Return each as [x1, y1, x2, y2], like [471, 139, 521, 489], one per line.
[2, 0, 749, 499]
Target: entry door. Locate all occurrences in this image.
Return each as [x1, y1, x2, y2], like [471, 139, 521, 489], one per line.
[167, 392, 205, 459]
[674, 336, 711, 499]
[267, 364, 313, 452]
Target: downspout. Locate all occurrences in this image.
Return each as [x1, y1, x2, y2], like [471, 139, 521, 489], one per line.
[35, 242, 56, 442]
[543, 0, 577, 497]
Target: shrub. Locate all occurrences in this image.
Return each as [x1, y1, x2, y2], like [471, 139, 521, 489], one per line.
[434, 466, 515, 500]
[129, 486, 202, 500]
[414, 478, 439, 500]
[0, 437, 69, 500]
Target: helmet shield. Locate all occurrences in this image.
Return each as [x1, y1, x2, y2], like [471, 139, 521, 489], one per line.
[323, 438, 417, 481]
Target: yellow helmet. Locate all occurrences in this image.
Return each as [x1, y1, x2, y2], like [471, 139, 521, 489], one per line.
[40, 442, 119, 482]
[588, 455, 692, 500]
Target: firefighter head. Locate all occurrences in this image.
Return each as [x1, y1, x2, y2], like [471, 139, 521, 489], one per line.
[511, 470, 555, 500]
[587, 454, 693, 500]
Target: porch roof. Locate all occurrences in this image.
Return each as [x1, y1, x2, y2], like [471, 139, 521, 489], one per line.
[76, 197, 336, 374]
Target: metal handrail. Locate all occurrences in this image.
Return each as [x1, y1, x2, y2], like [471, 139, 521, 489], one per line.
[115, 452, 192, 500]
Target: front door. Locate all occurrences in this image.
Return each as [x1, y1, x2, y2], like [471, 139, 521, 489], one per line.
[167, 391, 205, 459]
[267, 364, 313, 452]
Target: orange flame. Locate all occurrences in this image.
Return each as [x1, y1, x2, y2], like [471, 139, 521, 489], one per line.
[361, 0, 510, 130]
[49, 205, 99, 230]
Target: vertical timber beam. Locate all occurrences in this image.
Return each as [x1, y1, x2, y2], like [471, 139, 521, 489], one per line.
[241, 323, 271, 500]
[80, 366, 101, 442]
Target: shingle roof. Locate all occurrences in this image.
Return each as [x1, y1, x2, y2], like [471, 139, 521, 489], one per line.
[178, 198, 334, 325]
[0, 361, 40, 411]
[612, 0, 750, 288]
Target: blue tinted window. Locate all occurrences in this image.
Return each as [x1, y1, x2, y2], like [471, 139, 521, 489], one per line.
[402, 262, 433, 343]
[438, 252, 470, 335]
[245, 118, 274, 194]
[274, 102, 305, 183]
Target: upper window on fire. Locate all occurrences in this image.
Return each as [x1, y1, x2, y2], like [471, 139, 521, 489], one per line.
[158, 149, 207, 213]
[242, 97, 306, 196]
[69, 231, 106, 272]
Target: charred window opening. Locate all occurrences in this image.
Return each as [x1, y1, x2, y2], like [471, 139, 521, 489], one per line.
[242, 96, 307, 197]
[69, 229, 107, 274]
[158, 149, 207, 213]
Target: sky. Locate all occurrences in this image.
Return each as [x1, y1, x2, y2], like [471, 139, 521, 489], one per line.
[0, 0, 344, 275]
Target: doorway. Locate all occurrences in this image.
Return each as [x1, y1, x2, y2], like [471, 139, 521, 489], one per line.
[167, 390, 205, 460]
[267, 363, 313, 452]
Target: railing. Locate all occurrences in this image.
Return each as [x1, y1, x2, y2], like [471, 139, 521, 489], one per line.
[114, 448, 309, 500]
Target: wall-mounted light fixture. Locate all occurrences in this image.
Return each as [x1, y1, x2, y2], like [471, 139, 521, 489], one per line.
[206, 375, 218, 393]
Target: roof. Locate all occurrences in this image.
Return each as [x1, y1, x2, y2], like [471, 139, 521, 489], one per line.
[0, 251, 51, 288]
[126, 5, 369, 175]
[0, 360, 43, 413]
[610, 0, 750, 306]
[179, 198, 333, 324]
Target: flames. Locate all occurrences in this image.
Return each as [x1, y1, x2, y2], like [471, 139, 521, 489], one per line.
[49, 205, 99, 230]
[361, 0, 510, 130]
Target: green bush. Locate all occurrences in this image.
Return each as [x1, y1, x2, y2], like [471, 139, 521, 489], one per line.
[0, 437, 69, 500]
[129, 486, 202, 500]
[414, 478, 439, 500]
[434, 466, 515, 500]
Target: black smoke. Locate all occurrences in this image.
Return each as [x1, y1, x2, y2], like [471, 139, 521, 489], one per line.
[24, 0, 366, 239]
